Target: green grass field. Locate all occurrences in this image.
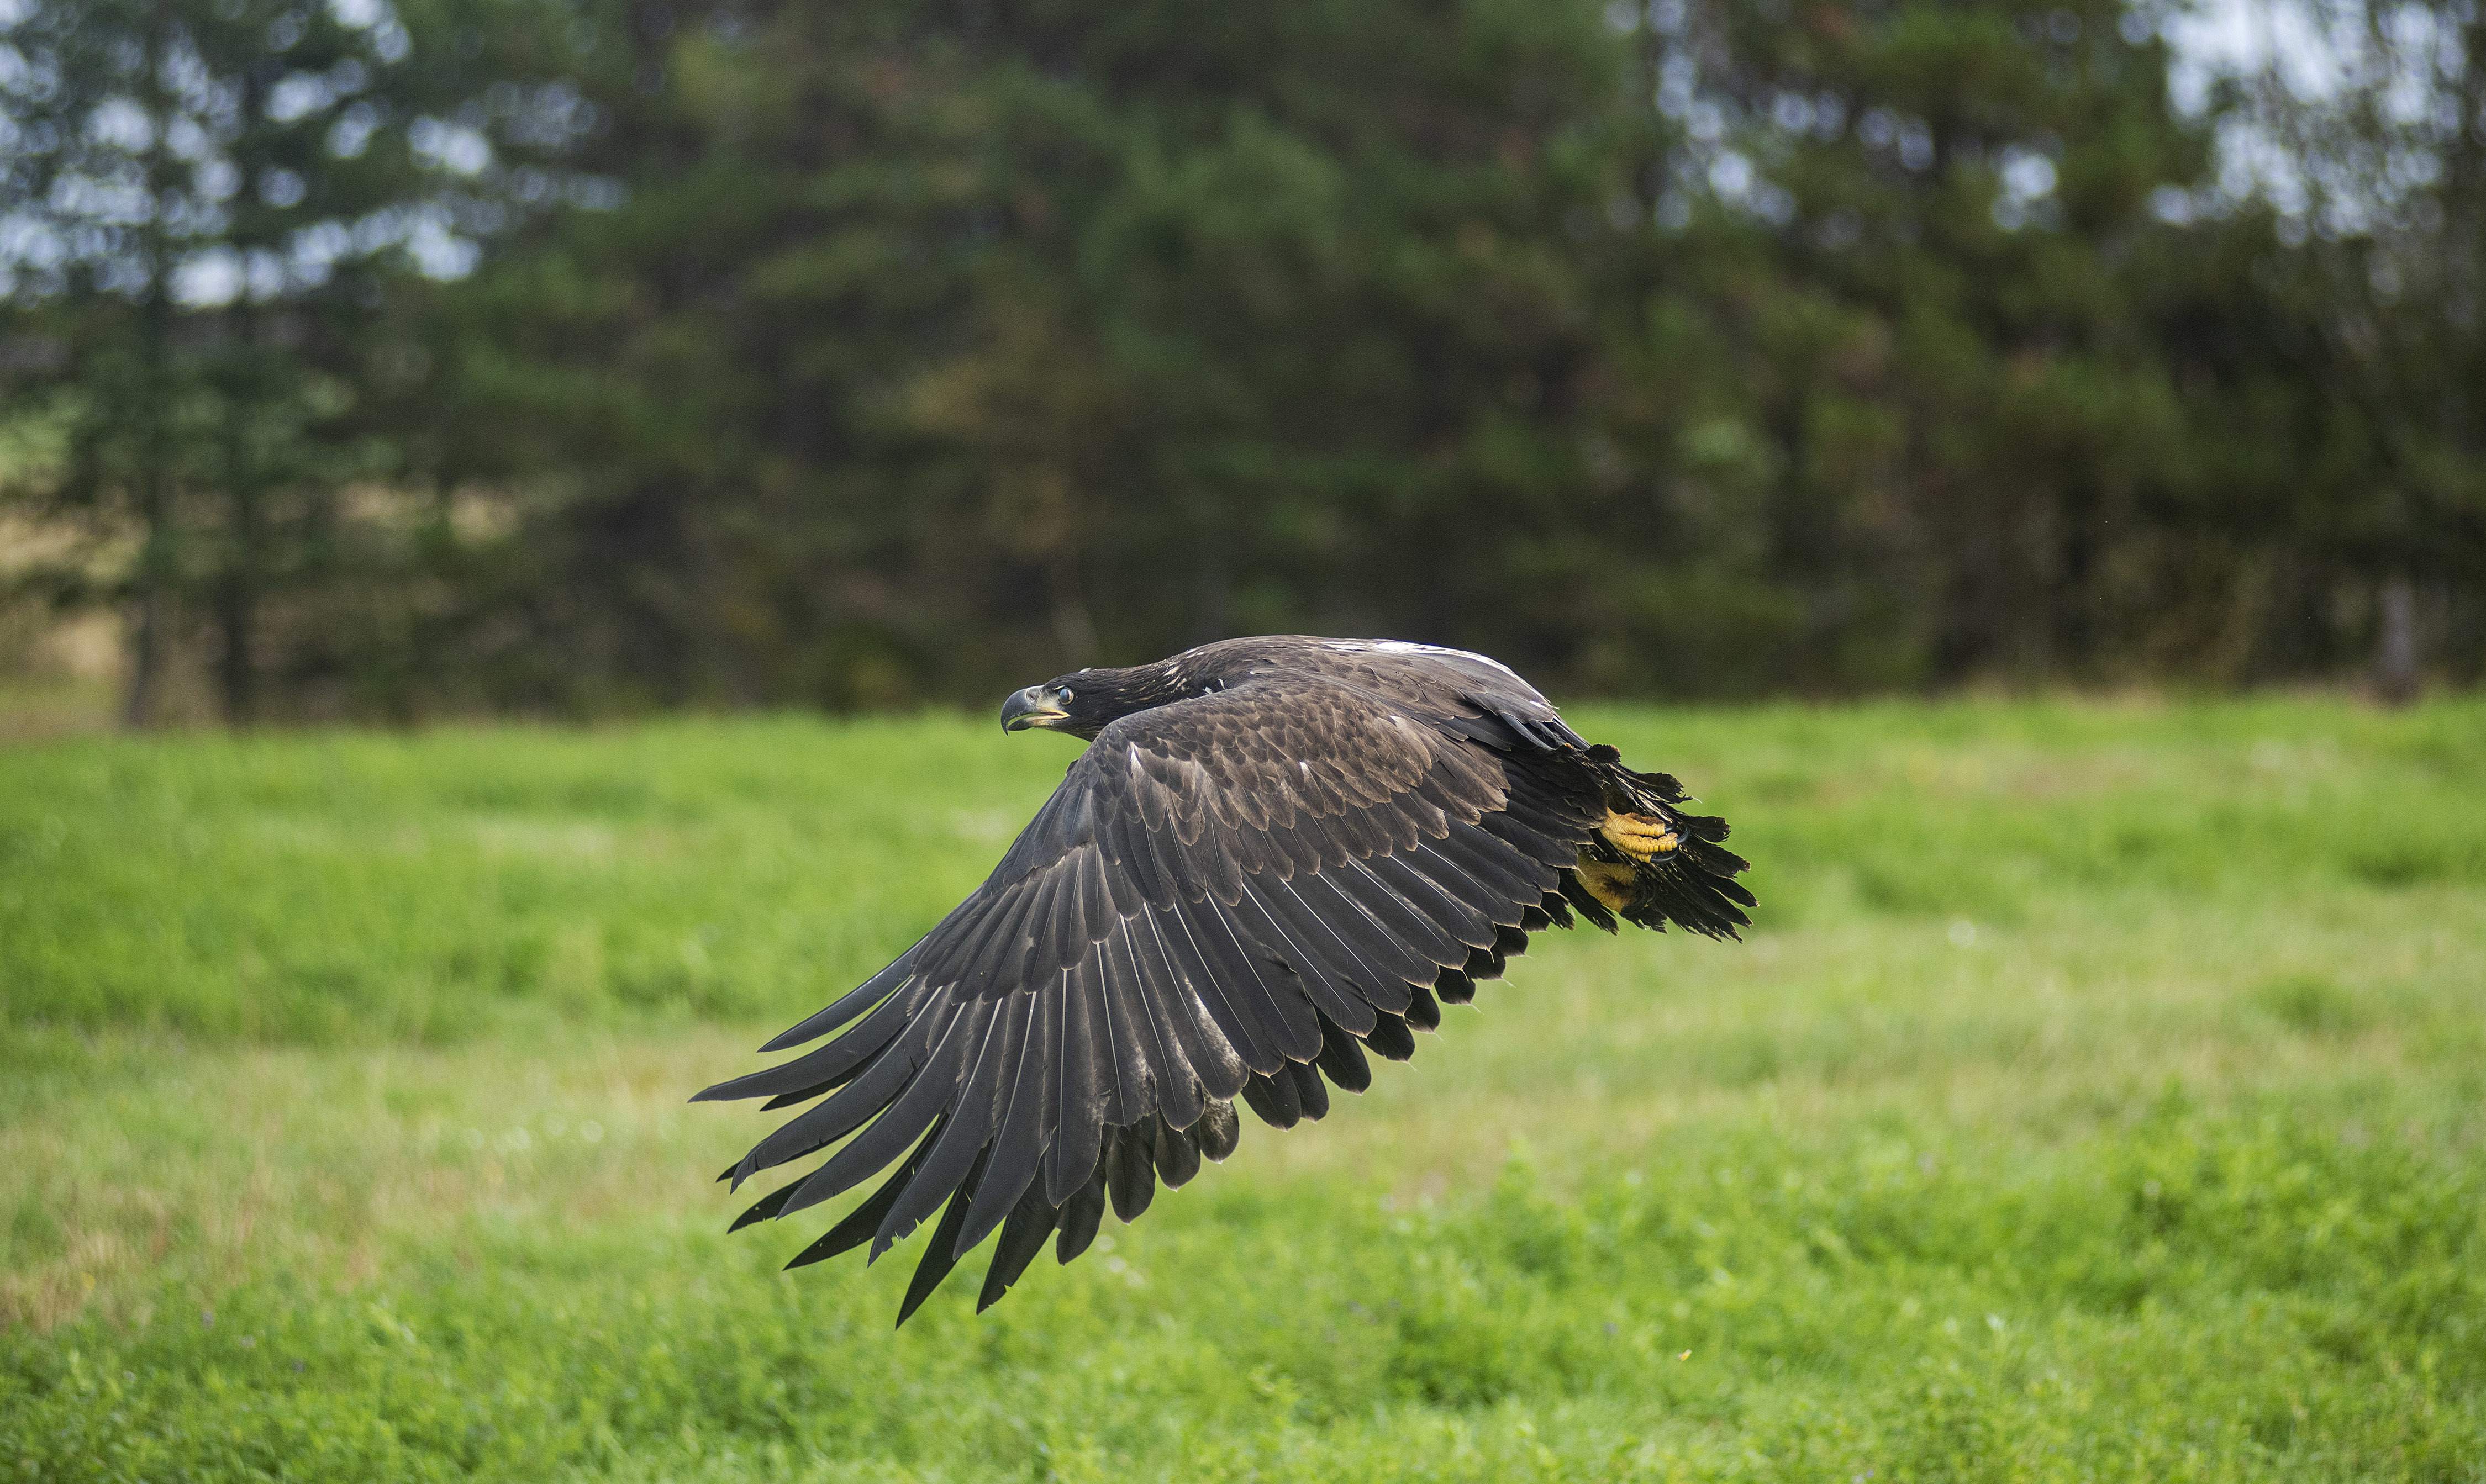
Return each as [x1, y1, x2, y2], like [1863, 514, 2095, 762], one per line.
[3, 696, 2483, 1481]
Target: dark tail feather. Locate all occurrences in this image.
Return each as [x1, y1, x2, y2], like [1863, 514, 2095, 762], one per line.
[1589, 753, 1755, 940]
[1617, 831, 1752, 940]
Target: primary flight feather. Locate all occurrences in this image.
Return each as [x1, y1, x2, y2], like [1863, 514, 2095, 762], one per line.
[694, 636, 1753, 1324]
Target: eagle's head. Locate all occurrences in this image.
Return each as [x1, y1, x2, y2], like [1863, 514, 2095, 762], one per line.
[999, 661, 1194, 741]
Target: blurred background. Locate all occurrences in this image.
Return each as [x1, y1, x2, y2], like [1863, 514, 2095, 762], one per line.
[7, 4, 2486, 1469]
[3, 0, 2480, 730]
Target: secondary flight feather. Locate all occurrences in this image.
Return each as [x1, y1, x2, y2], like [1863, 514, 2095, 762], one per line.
[694, 636, 1753, 1323]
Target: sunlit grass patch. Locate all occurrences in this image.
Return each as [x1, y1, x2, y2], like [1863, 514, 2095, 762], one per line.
[8, 1096, 2479, 1480]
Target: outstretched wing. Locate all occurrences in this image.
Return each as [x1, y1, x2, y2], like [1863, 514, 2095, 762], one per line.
[693, 672, 1599, 1323]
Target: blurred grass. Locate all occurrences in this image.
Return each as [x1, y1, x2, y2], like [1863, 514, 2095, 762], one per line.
[2, 696, 2482, 1479]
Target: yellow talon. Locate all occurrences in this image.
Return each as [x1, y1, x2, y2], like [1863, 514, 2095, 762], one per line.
[1598, 811, 1679, 862]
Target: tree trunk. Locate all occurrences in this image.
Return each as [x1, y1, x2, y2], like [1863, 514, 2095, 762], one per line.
[2374, 574, 2421, 706]
[215, 562, 259, 725]
[122, 579, 165, 729]
[122, 379, 173, 728]
[122, 7, 176, 732]
[215, 419, 264, 726]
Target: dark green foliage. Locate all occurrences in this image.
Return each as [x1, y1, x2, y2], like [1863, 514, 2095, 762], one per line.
[0, 0, 585, 723]
[9, 0, 2483, 714]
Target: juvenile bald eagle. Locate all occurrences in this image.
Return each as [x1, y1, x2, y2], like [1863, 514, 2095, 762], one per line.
[696, 636, 1752, 1323]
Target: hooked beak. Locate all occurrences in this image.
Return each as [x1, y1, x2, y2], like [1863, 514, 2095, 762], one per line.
[1000, 684, 1070, 733]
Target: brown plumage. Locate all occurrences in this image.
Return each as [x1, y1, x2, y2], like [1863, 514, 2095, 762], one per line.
[693, 636, 1753, 1324]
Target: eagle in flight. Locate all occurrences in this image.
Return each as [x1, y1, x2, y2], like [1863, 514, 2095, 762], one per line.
[696, 636, 1752, 1323]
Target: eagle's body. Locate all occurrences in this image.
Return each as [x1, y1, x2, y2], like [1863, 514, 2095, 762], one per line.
[697, 636, 1752, 1323]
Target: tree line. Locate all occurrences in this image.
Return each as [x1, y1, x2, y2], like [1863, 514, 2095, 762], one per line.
[3, 0, 2480, 723]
